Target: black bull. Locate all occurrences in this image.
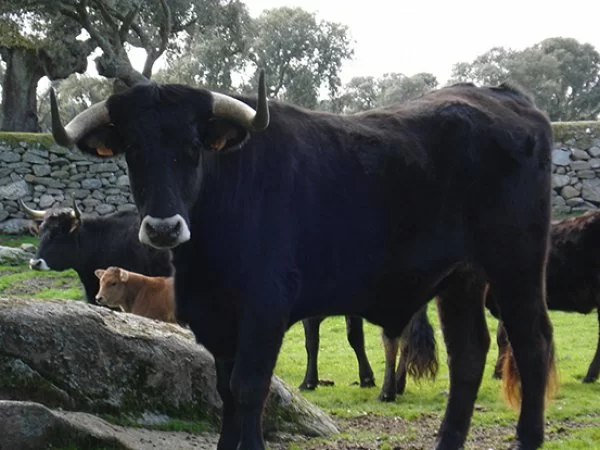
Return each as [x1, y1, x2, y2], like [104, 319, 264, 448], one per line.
[50, 74, 556, 450]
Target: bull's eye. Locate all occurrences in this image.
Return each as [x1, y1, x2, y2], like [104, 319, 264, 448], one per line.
[110, 282, 117, 287]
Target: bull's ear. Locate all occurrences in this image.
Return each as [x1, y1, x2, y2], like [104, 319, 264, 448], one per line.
[94, 269, 105, 279]
[28, 221, 41, 236]
[119, 269, 129, 282]
[68, 217, 81, 234]
[202, 118, 249, 153]
[77, 124, 123, 158]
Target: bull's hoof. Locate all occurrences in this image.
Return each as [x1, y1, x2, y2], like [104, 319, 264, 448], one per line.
[298, 381, 317, 391]
[377, 391, 396, 402]
[360, 376, 376, 388]
[583, 375, 598, 383]
[508, 443, 541, 450]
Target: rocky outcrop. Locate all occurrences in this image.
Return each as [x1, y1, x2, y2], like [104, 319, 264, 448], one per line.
[0, 297, 337, 446]
[0, 244, 35, 266]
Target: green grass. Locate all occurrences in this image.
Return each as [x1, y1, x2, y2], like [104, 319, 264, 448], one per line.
[274, 305, 600, 446]
[0, 234, 83, 300]
[0, 233, 39, 248]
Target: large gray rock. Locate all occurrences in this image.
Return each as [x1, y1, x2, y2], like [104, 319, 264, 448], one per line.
[0, 246, 34, 265]
[0, 401, 130, 450]
[0, 298, 337, 438]
[0, 219, 33, 235]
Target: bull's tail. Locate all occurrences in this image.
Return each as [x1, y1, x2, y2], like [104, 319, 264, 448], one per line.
[402, 306, 439, 381]
[502, 340, 558, 409]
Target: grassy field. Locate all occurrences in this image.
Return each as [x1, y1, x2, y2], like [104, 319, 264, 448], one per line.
[2, 233, 600, 448]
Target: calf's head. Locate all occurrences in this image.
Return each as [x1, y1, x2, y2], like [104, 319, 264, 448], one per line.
[50, 72, 269, 250]
[95, 266, 129, 308]
[20, 200, 83, 271]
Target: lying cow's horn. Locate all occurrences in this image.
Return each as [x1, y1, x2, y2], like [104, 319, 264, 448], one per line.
[211, 70, 269, 132]
[72, 199, 83, 219]
[51, 88, 110, 147]
[19, 200, 46, 219]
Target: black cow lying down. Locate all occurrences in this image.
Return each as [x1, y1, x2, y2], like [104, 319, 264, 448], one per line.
[50, 72, 556, 449]
[492, 210, 600, 386]
[21, 200, 172, 304]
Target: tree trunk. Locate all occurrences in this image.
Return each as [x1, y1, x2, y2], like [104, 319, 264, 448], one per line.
[0, 47, 44, 132]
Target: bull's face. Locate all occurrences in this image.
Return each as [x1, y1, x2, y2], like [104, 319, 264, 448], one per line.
[20, 200, 82, 271]
[50, 73, 269, 250]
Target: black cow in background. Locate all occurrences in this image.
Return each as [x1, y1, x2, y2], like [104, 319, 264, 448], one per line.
[300, 315, 376, 390]
[50, 72, 556, 450]
[301, 306, 438, 403]
[492, 210, 600, 385]
[21, 200, 172, 304]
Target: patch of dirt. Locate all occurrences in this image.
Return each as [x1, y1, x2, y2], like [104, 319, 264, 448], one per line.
[1, 275, 79, 297]
[2, 276, 61, 296]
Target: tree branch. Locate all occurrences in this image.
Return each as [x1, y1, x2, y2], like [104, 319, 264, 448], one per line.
[118, 5, 140, 43]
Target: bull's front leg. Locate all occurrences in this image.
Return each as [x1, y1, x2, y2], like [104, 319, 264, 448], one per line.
[216, 358, 240, 450]
[230, 305, 287, 450]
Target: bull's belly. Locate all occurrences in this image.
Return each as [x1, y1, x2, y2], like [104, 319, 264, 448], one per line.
[287, 265, 454, 334]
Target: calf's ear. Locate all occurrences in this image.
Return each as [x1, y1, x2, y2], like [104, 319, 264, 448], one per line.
[94, 269, 105, 279]
[119, 269, 129, 282]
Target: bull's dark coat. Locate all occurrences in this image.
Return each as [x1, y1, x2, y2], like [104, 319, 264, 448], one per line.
[57, 80, 555, 450]
[31, 208, 172, 303]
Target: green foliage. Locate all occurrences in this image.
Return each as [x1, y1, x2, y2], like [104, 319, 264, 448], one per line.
[335, 72, 438, 113]
[244, 7, 354, 108]
[154, 1, 251, 91]
[450, 37, 600, 121]
[38, 74, 114, 132]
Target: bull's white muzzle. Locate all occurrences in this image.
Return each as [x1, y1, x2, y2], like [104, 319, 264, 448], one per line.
[139, 214, 190, 249]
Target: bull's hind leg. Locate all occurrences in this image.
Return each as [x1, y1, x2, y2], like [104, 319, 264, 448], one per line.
[478, 221, 555, 449]
[486, 270, 554, 449]
[434, 269, 489, 450]
[346, 315, 376, 387]
[379, 330, 400, 401]
[299, 316, 325, 390]
[583, 308, 600, 383]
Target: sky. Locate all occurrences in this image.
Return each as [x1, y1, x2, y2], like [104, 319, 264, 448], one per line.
[241, 0, 600, 84]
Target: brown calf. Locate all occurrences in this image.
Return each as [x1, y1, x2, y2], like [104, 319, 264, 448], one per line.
[95, 266, 176, 323]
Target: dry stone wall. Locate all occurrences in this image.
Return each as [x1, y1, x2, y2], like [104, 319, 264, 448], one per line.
[0, 135, 134, 224]
[0, 123, 600, 225]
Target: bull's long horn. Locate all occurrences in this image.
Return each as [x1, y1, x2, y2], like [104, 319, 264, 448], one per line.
[51, 88, 110, 147]
[19, 200, 46, 219]
[211, 70, 269, 132]
[72, 199, 83, 219]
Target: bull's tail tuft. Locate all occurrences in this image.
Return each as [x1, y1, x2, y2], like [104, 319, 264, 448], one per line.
[501, 340, 559, 409]
[402, 307, 439, 382]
